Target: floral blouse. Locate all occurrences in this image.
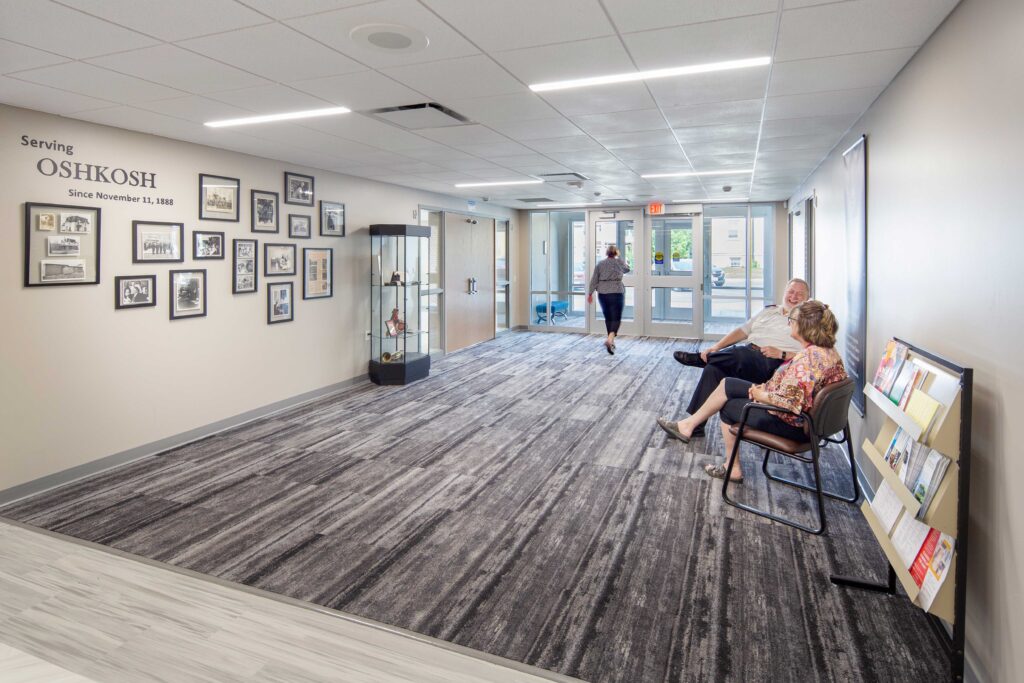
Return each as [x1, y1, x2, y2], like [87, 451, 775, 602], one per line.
[762, 345, 847, 426]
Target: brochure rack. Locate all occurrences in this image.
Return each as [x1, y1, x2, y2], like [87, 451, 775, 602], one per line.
[831, 339, 972, 682]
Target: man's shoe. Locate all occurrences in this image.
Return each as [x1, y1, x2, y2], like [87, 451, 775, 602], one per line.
[673, 351, 706, 368]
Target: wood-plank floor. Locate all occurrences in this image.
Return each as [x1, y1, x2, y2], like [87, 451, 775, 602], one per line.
[1, 332, 949, 682]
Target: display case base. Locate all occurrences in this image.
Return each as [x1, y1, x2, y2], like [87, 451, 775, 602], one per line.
[369, 354, 430, 385]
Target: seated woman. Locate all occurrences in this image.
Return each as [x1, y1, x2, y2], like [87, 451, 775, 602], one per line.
[657, 300, 846, 482]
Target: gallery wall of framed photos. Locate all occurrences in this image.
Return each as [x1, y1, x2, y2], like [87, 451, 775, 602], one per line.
[1, 102, 519, 495]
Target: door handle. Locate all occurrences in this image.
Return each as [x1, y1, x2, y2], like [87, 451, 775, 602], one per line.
[471, 277, 478, 294]
[467, 277, 474, 294]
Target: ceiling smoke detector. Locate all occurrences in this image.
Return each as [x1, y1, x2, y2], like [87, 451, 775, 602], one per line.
[350, 24, 429, 54]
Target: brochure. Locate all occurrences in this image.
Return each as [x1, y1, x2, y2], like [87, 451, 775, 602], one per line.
[870, 481, 905, 534]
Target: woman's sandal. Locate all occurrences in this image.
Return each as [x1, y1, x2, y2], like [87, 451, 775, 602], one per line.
[704, 463, 744, 482]
[657, 417, 690, 443]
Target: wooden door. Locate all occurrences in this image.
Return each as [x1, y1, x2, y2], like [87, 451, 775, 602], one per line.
[444, 213, 495, 353]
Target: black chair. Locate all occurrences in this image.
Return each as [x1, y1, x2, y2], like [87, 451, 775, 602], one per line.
[721, 377, 860, 535]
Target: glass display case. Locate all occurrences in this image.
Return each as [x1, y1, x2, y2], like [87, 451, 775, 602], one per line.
[369, 224, 430, 385]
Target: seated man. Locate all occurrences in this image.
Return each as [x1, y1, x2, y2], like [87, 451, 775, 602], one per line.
[674, 278, 809, 435]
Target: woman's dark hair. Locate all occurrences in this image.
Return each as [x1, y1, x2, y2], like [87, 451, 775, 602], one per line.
[792, 300, 838, 348]
[606, 244, 619, 258]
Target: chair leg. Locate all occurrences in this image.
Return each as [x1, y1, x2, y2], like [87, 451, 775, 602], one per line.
[760, 427, 860, 504]
[722, 426, 827, 535]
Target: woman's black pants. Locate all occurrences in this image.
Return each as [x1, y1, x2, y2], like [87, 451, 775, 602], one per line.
[597, 292, 625, 334]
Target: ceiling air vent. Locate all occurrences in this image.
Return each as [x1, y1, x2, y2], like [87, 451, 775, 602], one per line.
[517, 197, 557, 203]
[368, 103, 470, 130]
[539, 172, 590, 182]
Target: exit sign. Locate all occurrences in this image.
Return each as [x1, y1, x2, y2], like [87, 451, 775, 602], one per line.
[648, 202, 664, 215]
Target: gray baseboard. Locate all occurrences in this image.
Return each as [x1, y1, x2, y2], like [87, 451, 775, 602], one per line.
[0, 375, 368, 507]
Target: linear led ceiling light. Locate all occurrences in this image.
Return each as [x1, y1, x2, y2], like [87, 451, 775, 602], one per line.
[454, 180, 544, 188]
[641, 168, 753, 179]
[529, 57, 770, 92]
[673, 198, 750, 203]
[534, 202, 601, 208]
[205, 106, 351, 128]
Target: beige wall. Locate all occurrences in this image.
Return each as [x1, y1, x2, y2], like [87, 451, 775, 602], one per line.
[788, 0, 1023, 679]
[0, 104, 518, 492]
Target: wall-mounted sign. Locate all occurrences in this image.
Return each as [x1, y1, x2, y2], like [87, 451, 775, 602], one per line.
[648, 201, 664, 215]
[654, 251, 664, 265]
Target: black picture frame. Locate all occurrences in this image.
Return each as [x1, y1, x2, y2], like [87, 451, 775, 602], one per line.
[267, 281, 294, 324]
[132, 220, 184, 263]
[264, 242, 296, 276]
[320, 200, 345, 237]
[284, 171, 314, 206]
[289, 214, 312, 239]
[233, 238, 258, 294]
[114, 275, 156, 309]
[169, 269, 207, 320]
[193, 231, 225, 260]
[199, 173, 240, 222]
[24, 202, 101, 287]
[303, 247, 333, 300]
[251, 189, 279, 233]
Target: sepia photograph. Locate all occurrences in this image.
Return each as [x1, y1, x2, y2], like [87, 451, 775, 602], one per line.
[40, 259, 86, 282]
[199, 173, 240, 221]
[251, 189, 279, 233]
[267, 282, 294, 324]
[320, 200, 345, 237]
[284, 171, 314, 206]
[303, 247, 332, 299]
[193, 231, 225, 259]
[37, 212, 56, 231]
[169, 269, 207, 319]
[264, 243, 296, 276]
[59, 212, 91, 233]
[46, 235, 81, 257]
[289, 214, 311, 239]
[233, 238, 258, 294]
[133, 221, 183, 263]
[115, 275, 156, 309]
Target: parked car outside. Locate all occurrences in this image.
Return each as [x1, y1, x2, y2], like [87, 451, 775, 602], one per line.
[670, 258, 726, 287]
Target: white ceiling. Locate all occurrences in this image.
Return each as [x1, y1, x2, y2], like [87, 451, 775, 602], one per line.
[0, 0, 959, 208]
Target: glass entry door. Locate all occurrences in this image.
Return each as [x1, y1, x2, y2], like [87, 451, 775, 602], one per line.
[588, 210, 641, 336]
[530, 210, 587, 330]
[647, 213, 702, 338]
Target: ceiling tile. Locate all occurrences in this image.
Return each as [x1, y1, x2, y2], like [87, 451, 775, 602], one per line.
[761, 114, 858, 138]
[604, 0, 778, 33]
[12, 62, 185, 103]
[524, 136, 604, 153]
[179, 24, 364, 84]
[235, 0, 374, 20]
[457, 141, 537, 157]
[0, 1, 158, 59]
[421, 0, 613, 52]
[775, 0, 958, 62]
[662, 99, 764, 128]
[134, 95, 254, 123]
[290, 71, 426, 110]
[613, 146, 688, 163]
[673, 122, 761, 145]
[590, 129, 679, 149]
[285, 0, 479, 68]
[206, 84, 331, 112]
[297, 114, 440, 151]
[381, 55, 525, 102]
[444, 92, 558, 124]
[624, 13, 777, 70]
[492, 36, 633, 85]
[0, 76, 116, 114]
[757, 132, 838, 151]
[685, 152, 757, 168]
[756, 148, 831, 164]
[769, 48, 917, 96]
[59, 0, 270, 41]
[647, 66, 769, 108]
[764, 87, 883, 120]
[541, 82, 657, 117]
[571, 109, 668, 136]
[0, 39, 69, 74]
[415, 123, 509, 146]
[488, 118, 584, 141]
[87, 45, 268, 94]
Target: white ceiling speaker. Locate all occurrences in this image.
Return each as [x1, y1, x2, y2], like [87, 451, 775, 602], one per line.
[350, 23, 429, 53]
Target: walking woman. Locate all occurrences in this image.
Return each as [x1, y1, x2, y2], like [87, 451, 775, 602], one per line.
[587, 245, 630, 354]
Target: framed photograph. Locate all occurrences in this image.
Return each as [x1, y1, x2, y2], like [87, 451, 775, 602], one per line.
[284, 171, 314, 206]
[251, 190, 279, 233]
[169, 269, 207, 320]
[133, 221, 184, 263]
[264, 243, 296, 276]
[193, 231, 225, 259]
[114, 275, 156, 309]
[24, 203, 101, 287]
[233, 238, 258, 294]
[303, 247, 332, 299]
[267, 282, 294, 324]
[289, 214, 311, 239]
[199, 173, 240, 222]
[320, 200, 345, 237]
[46, 235, 81, 257]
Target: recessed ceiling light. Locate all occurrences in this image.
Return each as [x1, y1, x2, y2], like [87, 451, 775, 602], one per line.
[529, 57, 770, 92]
[205, 106, 351, 128]
[641, 169, 753, 179]
[455, 180, 544, 188]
